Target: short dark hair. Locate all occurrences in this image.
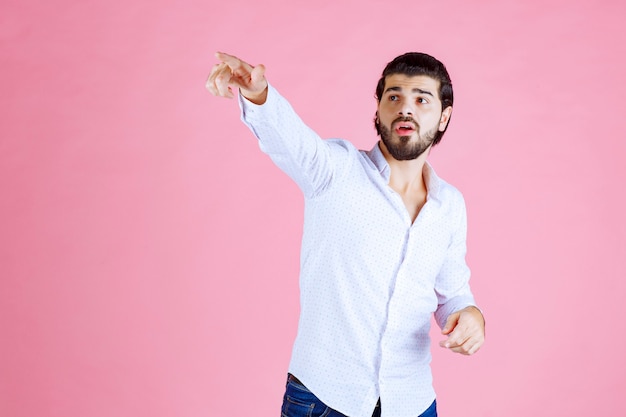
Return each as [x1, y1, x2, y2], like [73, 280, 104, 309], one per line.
[375, 52, 454, 146]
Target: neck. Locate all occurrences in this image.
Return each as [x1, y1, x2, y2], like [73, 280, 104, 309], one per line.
[378, 141, 430, 193]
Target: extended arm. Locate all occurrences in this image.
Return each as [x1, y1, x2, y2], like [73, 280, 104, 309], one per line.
[205, 52, 347, 198]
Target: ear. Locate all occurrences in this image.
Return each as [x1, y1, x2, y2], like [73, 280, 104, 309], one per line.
[438, 106, 452, 131]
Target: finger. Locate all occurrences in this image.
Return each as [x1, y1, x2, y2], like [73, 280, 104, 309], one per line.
[448, 345, 473, 355]
[205, 63, 225, 95]
[442, 312, 459, 335]
[215, 74, 234, 98]
[439, 320, 472, 348]
[442, 328, 484, 354]
[439, 333, 469, 349]
[467, 341, 482, 355]
[449, 338, 482, 355]
[206, 63, 227, 93]
[251, 64, 266, 85]
[211, 64, 234, 98]
[215, 51, 253, 74]
[442, 336, 469, 353]
[215, 51, 240, 65]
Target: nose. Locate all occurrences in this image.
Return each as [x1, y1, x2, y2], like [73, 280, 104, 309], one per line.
[399, 102, 414, 116]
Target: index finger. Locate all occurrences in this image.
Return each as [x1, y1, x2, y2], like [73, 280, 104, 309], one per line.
[439, 324, 469, 348]
[215, 52, 245, 70]
[440, 334, 469, 349]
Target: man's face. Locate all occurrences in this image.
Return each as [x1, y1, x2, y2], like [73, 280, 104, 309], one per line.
[377, 74, 452, 161]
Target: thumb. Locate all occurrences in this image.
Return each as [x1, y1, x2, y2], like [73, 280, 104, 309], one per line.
[442, 312, 460, 335]
[250, 64, 267, 89]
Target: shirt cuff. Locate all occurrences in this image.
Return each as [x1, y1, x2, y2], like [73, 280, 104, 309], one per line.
[434, 295, 477, 329]
[238, 83, 277, 123]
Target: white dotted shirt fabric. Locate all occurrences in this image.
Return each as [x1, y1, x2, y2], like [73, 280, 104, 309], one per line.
[239, 85, 476, 417]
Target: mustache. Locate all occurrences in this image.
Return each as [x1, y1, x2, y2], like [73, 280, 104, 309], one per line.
[392, 116, 418, 128]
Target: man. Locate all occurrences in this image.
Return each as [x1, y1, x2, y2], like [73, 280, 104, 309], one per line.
[206, 51, 485, 417]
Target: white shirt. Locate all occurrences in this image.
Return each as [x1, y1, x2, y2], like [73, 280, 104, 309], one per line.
[239, 85, 476, 417]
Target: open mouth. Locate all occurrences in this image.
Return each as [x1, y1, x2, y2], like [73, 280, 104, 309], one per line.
[394, 121, 416, 135]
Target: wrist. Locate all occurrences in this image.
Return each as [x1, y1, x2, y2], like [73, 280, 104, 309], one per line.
[241, 85, 268, 105]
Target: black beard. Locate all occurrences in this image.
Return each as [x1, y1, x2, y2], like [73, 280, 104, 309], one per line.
[379, 119, 438, 161]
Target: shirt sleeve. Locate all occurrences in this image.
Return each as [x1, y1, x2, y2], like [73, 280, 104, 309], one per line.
[238, 84, 345, 198]
[433, 193, 477, 329]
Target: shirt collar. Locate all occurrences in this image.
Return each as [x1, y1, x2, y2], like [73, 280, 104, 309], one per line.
[366, 142, 391, 182]
[367, 142, 443, 202]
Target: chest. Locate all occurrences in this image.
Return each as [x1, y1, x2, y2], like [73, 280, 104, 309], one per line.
[305, 175, 451, 260]
[395, 188, 427, 224]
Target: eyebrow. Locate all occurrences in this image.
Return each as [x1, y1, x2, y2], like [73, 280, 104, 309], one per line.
[384, 86, 434, 97]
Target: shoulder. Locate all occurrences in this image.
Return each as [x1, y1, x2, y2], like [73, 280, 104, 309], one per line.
[428, 168, 467, 223]
[427, 165, 465, 204]
[323, 138, 362, 161]
[326, 138, 358, 151]
[438, 177, 465, 204]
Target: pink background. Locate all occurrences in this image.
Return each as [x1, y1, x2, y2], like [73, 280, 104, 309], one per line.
[2, 0, 625, 416]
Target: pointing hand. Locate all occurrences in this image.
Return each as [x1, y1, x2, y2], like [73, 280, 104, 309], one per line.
[206, 52, 268, 104]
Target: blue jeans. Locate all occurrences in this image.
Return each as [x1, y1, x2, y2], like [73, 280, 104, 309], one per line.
[281, 375, 437, 417]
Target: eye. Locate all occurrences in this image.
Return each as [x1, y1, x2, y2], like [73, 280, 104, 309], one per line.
[389, 95, 399, 101]
[417, 97, 428, 104]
